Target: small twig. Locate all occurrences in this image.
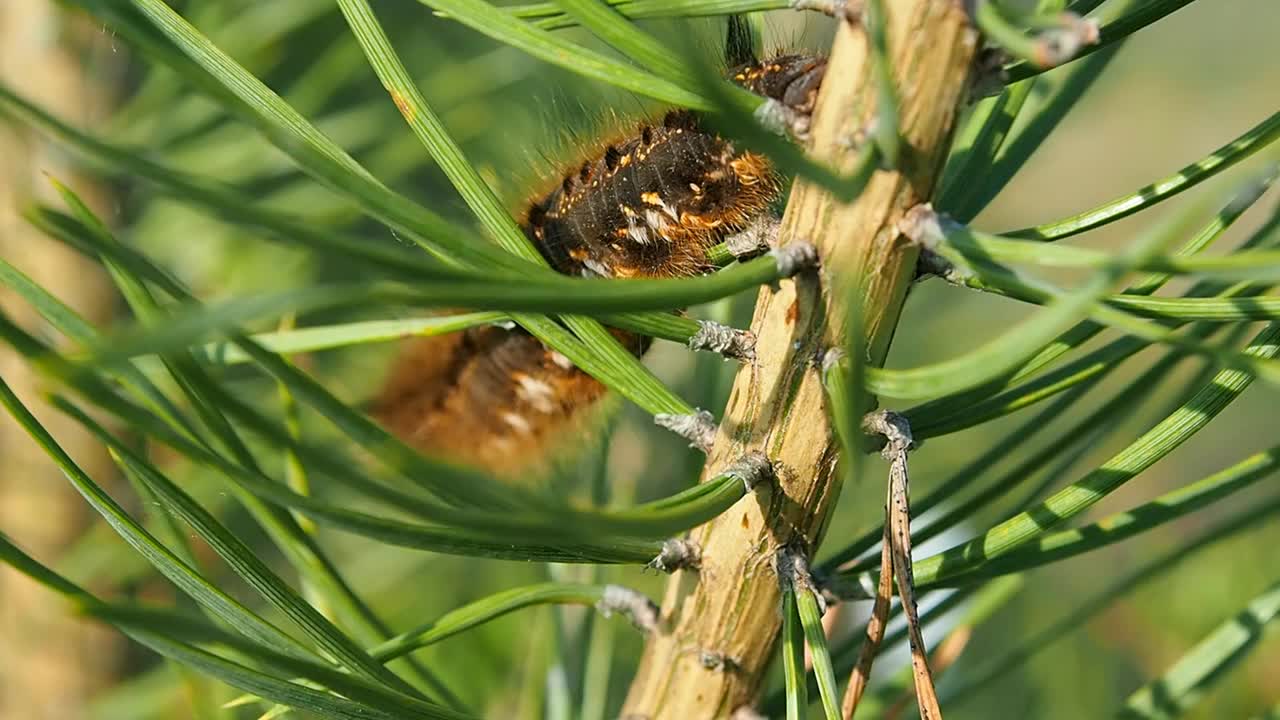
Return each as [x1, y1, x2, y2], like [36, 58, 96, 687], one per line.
[888, 465, 943, 719]
[860, 410, 943, 719]
[654, 409, 717, 452]
[840, 523, 893, 719]
[883, 626, 973, 720]
[688, 320, 757, 362]
[649, 537, 702, 573]
[596, 585, 659, 633]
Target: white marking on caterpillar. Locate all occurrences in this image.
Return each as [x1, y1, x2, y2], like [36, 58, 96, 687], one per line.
[641, 192, 679, 220]
[515, 374, 557, 413]
[583, 257, 613, 277]
[627, 221, 651, 245]
[501, 411, 533, 434]
[661, 200, 679, 220]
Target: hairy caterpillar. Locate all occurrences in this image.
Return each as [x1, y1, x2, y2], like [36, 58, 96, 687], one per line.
[373, 51, 827, 477]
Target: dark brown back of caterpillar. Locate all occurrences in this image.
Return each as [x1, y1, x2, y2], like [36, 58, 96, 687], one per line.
[373, 53, 827, 478]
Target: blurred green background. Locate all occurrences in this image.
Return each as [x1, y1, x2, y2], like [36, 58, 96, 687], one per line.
[0, 0, 1276, 718]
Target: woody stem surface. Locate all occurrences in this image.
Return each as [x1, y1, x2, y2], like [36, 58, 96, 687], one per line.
[621, 3, 976, 717]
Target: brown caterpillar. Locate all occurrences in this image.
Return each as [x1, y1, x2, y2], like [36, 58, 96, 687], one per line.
[373, 53, 827, 478]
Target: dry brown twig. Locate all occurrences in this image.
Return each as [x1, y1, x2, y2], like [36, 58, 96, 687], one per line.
[883, 625, 973, 720]
[840, 522, 894, 718]
[863, 410, 943, 720]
